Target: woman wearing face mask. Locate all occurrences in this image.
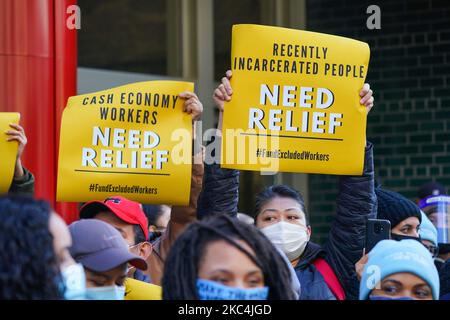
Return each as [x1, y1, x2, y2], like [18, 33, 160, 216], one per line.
[69, 219, 152, 300]
[375, 188, 423, 241]
[356, 188, 425, 282]
[419, 195, 450, 271]
[162, 214, 296, 300]
[196, 70, 376, 300]
[359, 239, 440, 300]
[0, 195, 85, 300]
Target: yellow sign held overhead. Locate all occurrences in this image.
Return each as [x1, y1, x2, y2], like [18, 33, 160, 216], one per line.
[0, 113, 20, 194]
[221, 24, 370, 175]
[57, 81, 194, 204]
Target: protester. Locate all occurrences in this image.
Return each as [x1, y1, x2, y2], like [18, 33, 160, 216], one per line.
[79, 166, 203, 289]
[4, 123, 35, 195]
[0, 195, 84, 300]
[79, 196, 153, 283]
[419, 194, 450, 271]
[355, 188, 424, 282]
[359, 240, 440, 300]
[69, 219, 161, 300]
[420, 211, 439, 258]
[142, 204, 171, 242]
[162, 214, 296, 300]
[375, 188, 422, 240]
[197, 70, 376, 300]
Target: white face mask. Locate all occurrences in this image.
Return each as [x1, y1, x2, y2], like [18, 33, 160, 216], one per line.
[260, 221, 309, 261]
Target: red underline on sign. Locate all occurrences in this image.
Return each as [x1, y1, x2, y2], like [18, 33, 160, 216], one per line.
[239, 133, 344, 142]
[74, 170, 170, 176]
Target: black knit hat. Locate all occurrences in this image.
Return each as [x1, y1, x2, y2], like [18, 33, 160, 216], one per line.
[375, 188, 422, 228]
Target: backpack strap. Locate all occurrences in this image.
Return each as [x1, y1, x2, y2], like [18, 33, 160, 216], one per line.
[312, 257, 346, 300]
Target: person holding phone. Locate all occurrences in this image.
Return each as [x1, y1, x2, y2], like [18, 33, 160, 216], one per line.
[375, 188, 423, 241]
[356, 189, 423, 280]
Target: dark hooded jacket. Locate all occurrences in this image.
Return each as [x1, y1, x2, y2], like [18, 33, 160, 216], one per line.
[8, 167, 35, 196]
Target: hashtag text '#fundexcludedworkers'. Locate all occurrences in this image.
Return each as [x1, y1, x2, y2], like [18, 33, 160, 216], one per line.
[88, 183, 158, 195]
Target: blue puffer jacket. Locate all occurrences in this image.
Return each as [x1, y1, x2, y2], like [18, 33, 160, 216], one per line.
[197, 141, 377, 300]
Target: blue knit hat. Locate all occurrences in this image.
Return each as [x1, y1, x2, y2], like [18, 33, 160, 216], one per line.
[419, 211, 438, 246]
[359, 240, 440, 300]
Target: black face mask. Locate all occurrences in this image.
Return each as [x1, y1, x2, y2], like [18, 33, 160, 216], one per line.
[390, 233, 421, 242]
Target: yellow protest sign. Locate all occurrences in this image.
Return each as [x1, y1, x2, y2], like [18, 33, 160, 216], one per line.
[0, 113, 20, 194]
[221, 24, 370, 175]
[57, 81, 193, 205]
[125, 278, 162, 300]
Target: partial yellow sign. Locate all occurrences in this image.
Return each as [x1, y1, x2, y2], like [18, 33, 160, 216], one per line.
[0, 113, 20, 194]
[221, 24, 370, 175]
[125, 278, 162, 300]
[57, 81, 194, 204]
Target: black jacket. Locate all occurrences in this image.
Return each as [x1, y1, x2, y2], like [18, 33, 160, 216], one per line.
[319, 142, 376, 299]
[197, 142, 376, 300]
[197, 163, 240, 220]
[8, 167, 35, 196]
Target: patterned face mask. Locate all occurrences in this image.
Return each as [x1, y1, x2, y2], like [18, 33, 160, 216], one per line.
[196, 279, 269, 300]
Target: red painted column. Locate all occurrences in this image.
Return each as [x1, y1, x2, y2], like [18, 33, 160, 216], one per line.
[0, 0, 56, 203]
[54, 0, 79, 223]
[0, 0, 78, 223]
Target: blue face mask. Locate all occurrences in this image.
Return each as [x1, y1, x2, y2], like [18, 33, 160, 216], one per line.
[369, 295, 414, 301]
[85, 285, 125, 300]
[196, 279, 269, 300]
[61, 263, 87, 300]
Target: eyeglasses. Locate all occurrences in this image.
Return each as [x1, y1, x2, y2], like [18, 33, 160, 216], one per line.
[424, 244, 439, 258]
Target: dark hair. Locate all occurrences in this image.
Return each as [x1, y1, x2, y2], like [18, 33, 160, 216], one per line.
[133, 224, 147, 245]
[254, 185, 308, 224]
[142, 204, 164, 226]
[162, 214, 296, 300]
[142, 205, 167, 243]
[0, 195, 63, 299]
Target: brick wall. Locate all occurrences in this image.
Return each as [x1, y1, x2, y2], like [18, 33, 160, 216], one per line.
[306, 0, 450, 244]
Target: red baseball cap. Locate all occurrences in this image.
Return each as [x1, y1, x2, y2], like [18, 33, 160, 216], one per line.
[79, 196, 149, 241]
